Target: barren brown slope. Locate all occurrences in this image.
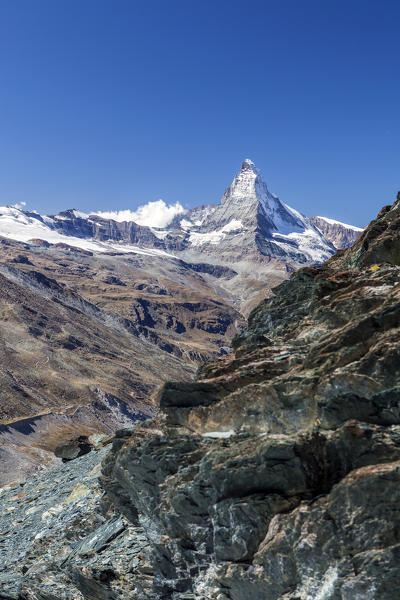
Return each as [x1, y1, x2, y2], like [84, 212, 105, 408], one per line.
[0, 238, 245, 483]
[2, 239, 245, 363]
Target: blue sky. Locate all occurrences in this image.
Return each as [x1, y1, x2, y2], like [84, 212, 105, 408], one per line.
[0, 0, 399, 227]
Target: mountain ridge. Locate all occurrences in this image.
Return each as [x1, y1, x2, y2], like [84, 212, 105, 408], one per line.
[0, 160, 360, 258]
[0, 160, 362, 317]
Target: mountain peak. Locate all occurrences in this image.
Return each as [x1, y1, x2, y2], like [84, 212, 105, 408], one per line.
[240, 158, 258, 173]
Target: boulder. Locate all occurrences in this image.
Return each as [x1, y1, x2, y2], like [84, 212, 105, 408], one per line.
[54, 435, 93, 461]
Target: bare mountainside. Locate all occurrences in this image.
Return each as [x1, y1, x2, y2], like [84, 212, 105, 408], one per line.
[0, 193, 397, 600]
[0, 238, 244, 483]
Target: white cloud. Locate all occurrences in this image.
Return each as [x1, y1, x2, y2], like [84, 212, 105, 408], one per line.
[12, 202, 26, 210]
[94, 199, 186, 228]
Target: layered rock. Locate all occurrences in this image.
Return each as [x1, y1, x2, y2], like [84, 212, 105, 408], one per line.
[100, 192, 400, 599]
[0, 439, 155, 600]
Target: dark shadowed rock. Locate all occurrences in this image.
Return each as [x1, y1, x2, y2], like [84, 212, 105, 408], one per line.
[54, 435, 93, 461]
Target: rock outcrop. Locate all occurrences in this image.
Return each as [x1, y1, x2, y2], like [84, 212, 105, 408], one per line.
[100, 192, 400, 599]
[310, 215, 363, 249]
[54, 435, 93, 461]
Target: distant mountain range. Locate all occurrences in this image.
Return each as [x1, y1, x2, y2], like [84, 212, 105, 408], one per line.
[0, 159, 363, 313]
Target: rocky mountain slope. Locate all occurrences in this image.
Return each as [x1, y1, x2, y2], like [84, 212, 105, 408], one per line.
[100, 192, 400, 599]
[310, 215, 363, 249]
[1, 192, 397, 599]
[0, 160, 361, 484]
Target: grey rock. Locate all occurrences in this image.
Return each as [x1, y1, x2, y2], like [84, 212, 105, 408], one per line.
[310, 215, 362, 249]
[54, 435, 93, 461]
[0, 446, 154, 600]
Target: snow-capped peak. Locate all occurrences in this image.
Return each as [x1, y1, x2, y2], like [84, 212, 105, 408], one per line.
[240, 158, 258, 173]
[0, 159, 358, 265]
[222, 159, 263, 206]
[219, 159, 301, 232]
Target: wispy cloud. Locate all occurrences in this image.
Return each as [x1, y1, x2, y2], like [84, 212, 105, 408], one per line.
[11, 201, 27, 210]
[94, 199, 186, 228]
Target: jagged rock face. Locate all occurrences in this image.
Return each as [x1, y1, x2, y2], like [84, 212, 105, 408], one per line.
[310, 215, 363, 249]
[209, 159, 303, 233]
[335, 192, 400, 269]
[171, 160, 334, 273]
[101, 193, 400, 599]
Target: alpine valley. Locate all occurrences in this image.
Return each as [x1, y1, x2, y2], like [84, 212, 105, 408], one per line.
[0, 160, 362, 485]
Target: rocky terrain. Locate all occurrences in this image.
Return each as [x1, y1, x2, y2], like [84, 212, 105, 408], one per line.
[0, 192, 398, 599]
[0, 434, 155, 600]
[100, 191, 400, 599]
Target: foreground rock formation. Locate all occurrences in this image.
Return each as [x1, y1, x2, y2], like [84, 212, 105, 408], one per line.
[100, 192, 400, 599]
[0, 438, 154, 599]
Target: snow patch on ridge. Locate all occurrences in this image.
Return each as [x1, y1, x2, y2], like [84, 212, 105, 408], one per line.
[150, 228, 169, 240]
[221, 219, 244, 232]
[180, 219, 194, 230]
[71, 209, 89, 219]
[271, 231, 333, 262]
[314, 216, 364, 231]
[189, 220, 245, 246]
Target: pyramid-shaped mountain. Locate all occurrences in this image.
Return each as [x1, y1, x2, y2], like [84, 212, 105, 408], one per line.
[180, 159, 335, 264]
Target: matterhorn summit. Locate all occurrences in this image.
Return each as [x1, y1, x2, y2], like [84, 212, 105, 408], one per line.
[183, 158, 335, 266]
[215, 158, 305, 234]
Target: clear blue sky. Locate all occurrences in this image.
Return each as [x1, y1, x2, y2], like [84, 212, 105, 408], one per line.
[0, 0, 399, 227]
